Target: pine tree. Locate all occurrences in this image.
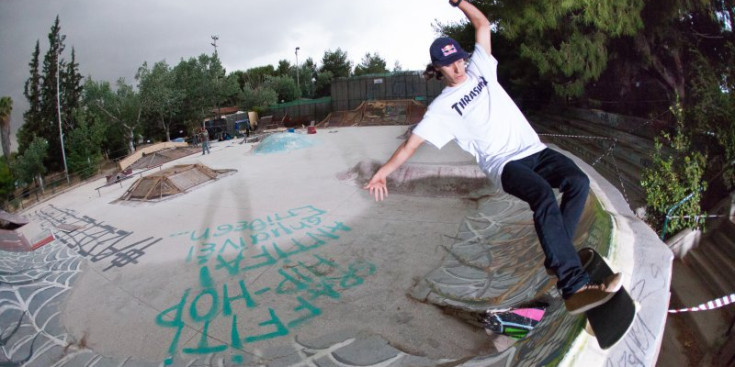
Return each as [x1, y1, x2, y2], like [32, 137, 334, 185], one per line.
[18, 16, 84, 172]
[18, 41, 42, 155]
[320, 49, 352, 78]
[353, 53, 388, 76]
[62, 47, 83, 129]
[39, 15, 66, 171]
[450, 0, 645, 98]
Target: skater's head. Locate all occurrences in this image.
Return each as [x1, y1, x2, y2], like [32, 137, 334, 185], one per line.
[430, 37, 469, 67]
[425, 37, 469, 87]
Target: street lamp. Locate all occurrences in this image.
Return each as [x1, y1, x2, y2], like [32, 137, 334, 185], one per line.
[295, 47, 300, 91]
[56, 48, 69, 184]
[210, 35, 220, 132]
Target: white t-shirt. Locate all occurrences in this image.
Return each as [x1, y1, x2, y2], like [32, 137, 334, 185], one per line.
[413, 44, 546, 191]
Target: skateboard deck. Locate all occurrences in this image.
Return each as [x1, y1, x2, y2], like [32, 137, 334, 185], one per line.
[482, 305, 547, 339]
[578, 247, 636, 350]
[443, 300, 549, 340]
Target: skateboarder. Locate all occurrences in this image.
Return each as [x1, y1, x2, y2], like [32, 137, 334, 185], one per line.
[201, 127, 210, 155]
[364, 0, 622, 315]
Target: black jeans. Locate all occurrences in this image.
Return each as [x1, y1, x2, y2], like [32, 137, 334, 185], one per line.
[501, 148, 590, 298]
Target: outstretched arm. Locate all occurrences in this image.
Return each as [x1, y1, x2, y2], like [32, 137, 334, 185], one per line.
[452, 0, 491, 55]
[364, 133, 426, 201]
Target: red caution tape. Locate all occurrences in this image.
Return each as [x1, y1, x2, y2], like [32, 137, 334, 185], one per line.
[668, 293, 735, 313]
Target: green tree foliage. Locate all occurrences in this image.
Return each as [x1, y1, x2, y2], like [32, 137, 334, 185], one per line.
[314, 71, 334, 98]
[0, 160, 15, 203]
[687, 44, 735, 188]
[136, 61, 183, 142]
[320, 48, 352, 78]
[276, 60, 292, 77]
[230, 65, 283, 113]
[17, 16, 83, 172]
[0, 97, 12, 159]
[240, 87, 277, 115]
[12, 137, 49, 189]
[83, 78, 140, 157]
[66, 110, 105, 178]
[173, 54, 225, 132]
[353, 52, 388, 76]
[641, 99, 707, 235]
[440, 0, 734, 236]
[19, 41, 42, 155]
[219, 71, 242, 108]
[311, 48, 352, 98]
[580, 0, 729, 119]
[38, 16, 67, 168]
[265, 75, 300, 103]
[456, 0, 644, 98]
[237, 65, 276, 90]
[299, 58, 319, 98]
[62, 48, 84, 124]
[43, 17, 81, 168]
[203, 53, 233, 120]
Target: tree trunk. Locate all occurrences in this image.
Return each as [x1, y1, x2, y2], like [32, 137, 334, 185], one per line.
[634, 33, 686, 101]
[127, 134, 135, 155]
[161, 117, 171, 142]
[122, 121, 135, 155]
[35, 175, 45, 193]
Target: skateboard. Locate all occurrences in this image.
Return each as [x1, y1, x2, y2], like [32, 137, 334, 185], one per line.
[578, 247, 636, 349]
[443, 300, 549, 340]
[482, 304, 547, 339]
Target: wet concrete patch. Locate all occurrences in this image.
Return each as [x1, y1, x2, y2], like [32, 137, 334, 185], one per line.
[340, 160, 492, 199]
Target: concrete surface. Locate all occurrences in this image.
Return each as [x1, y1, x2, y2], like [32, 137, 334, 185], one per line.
[0, 126, 672, 366]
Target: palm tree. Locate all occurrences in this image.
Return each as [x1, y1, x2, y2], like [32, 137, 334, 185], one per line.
[0, 97, 12, 160]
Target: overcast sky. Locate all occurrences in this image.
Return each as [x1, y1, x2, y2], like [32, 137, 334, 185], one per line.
[0, 0, 466, 152]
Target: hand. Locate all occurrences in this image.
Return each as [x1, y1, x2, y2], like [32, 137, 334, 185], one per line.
[363, 174, 388, 201]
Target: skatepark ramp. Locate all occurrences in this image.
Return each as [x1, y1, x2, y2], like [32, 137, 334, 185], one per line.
[0, 210, 54, 252]
[318, 100, 427, 127]
[0, 127, 673, 367]
[119, 164, 235, 202]
[342, 150, 671, 366]
[117, 141, 190, 171]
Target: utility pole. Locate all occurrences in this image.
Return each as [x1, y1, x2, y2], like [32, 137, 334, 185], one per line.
[210, 35, 219, 55]
[210, 35, 220, 133]
[56, 48, 69, 184]
[295, 47, 300, 92]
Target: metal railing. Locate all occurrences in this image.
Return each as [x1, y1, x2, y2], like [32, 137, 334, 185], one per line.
[1, 164, 108, 212]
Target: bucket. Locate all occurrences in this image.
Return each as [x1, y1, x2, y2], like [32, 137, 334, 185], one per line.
[307, 126, 316, 134]
[287, 128, 295, 133]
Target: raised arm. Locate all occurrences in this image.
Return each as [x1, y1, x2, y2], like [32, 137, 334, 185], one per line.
[364, 133, 426, 201]
[452, 0, 491, 55]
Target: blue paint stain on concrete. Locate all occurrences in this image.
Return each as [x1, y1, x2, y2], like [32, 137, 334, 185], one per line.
[254, 133, 317, 155]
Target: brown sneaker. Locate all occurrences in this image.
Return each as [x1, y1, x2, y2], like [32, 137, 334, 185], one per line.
[564, 272, 623, 315]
